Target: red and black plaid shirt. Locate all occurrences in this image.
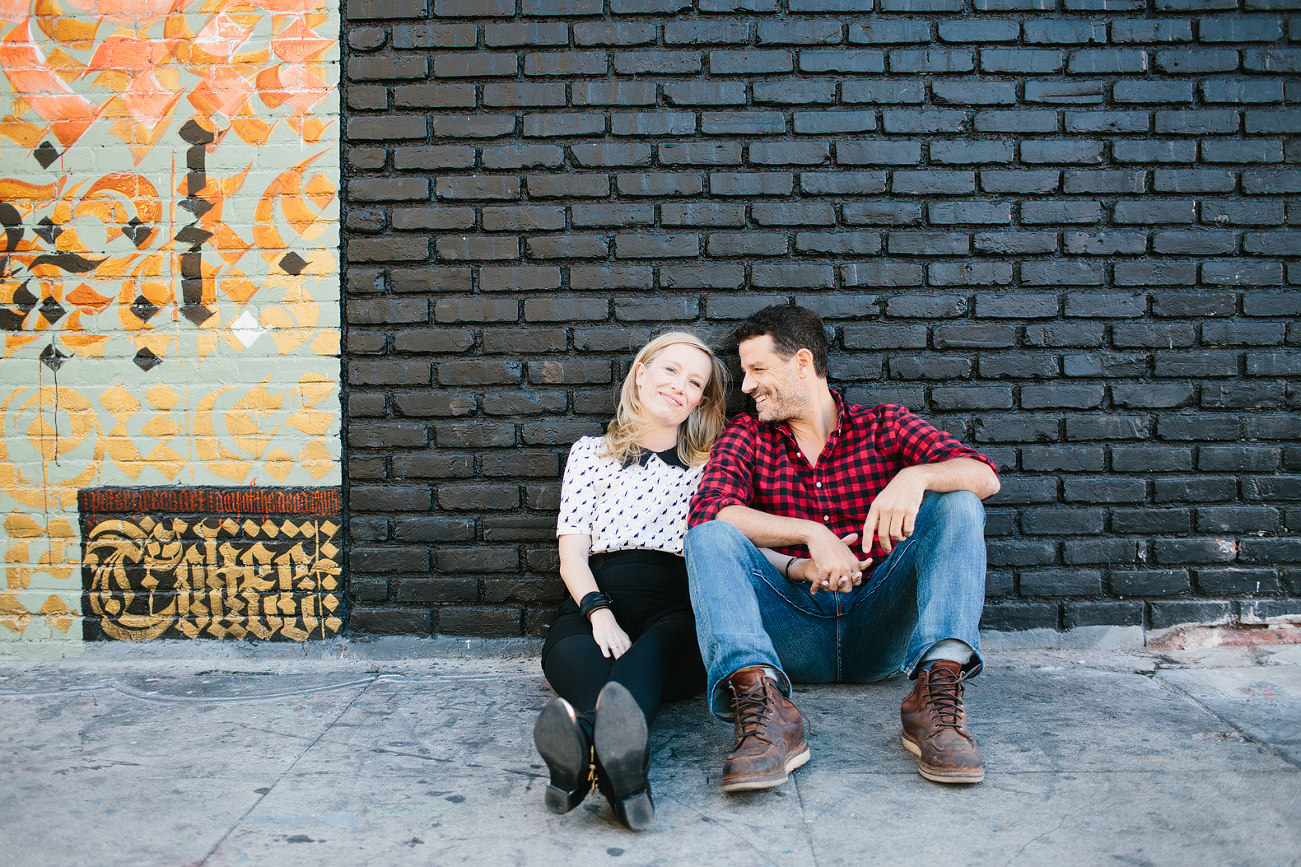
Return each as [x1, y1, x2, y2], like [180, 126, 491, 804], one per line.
[688, 395, 998, 566]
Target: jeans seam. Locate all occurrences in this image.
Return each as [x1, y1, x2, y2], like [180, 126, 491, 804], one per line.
[755, 569, 838, 620]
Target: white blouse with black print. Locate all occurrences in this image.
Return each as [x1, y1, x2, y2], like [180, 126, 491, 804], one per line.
[556, 436, 704, 556]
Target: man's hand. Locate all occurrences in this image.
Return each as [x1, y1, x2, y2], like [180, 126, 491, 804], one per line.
[802, 531, 872, 594]
[862, 466, 928, 554]
[589, 608, 631, 659]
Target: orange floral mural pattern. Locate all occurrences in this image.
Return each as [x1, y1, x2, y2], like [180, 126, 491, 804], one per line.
[0, 0, 340, 647]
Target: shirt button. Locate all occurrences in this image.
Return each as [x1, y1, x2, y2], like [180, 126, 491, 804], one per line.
[815, 482, 822, 488]
[823, 515, 830, 521]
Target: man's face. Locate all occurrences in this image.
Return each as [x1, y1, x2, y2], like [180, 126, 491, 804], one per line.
[738, 335, 810, 424]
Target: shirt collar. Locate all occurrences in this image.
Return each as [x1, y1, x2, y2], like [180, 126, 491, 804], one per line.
[624, 444, 687, 470]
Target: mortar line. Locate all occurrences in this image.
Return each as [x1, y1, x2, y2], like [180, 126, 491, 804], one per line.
[192, 675, 380, 866]
[1153, 672, 1301, 772]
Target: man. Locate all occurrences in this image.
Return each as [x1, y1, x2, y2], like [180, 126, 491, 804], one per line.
[684, 304, 1000, 790]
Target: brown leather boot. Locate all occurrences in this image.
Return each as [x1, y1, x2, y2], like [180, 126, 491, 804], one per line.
[720, 667, 809, 792]
[900, 659, 984, 784]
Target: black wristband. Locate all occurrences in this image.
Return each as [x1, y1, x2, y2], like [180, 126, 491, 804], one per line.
[579, 591, 613, 621]
[784, 556, 797, 579]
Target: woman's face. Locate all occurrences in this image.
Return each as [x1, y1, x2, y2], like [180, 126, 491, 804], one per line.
[634, 343, 714, 432]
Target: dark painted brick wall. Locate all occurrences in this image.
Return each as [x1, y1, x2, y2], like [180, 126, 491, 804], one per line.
[340, 0, 1301, 638]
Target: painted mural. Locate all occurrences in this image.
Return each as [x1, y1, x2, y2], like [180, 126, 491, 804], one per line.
[0, 0, 341, 650]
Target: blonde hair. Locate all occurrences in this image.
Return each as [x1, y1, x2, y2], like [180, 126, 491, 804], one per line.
[599, 332, 729, 468]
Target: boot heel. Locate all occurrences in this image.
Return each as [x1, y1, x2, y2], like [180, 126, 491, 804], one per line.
[594, 682, 653, 831]
[533, 698, 591, 814]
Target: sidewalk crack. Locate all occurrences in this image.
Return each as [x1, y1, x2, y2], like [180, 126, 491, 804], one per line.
[189, 675, 380, 866]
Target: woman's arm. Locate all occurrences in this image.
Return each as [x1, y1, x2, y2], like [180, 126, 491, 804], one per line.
[558, 534, 631, 659]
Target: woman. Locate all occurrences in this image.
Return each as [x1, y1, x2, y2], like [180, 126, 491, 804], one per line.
[534, 332, 728, 831]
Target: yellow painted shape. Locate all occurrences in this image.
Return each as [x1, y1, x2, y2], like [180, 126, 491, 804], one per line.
[0, 592, 33, 635]
[140, 413, 183, 442]
[145, 383, 181, 412]
[100, 385, 142, 421]
[262, 448, 293, 482]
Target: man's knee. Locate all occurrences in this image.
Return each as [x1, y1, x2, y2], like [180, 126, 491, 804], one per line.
[684, 519, 748, 558]
[923, 490, 985, 532]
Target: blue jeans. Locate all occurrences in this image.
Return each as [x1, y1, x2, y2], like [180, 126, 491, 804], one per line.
[684, 491, 987, 717]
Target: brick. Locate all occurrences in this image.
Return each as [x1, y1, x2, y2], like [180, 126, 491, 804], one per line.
[710, 172, 794, 196]
[1112, 140, 1196, 164]
[1243, 169, 1301, 194]
[662, 202, 746, 227]
[843, 201, 925, 225]
[700, 112, 786, 135]
[842, 79, 927, 104]
[892, 171, 975, 195]
[1150, 601, 1232, 629]
[615, 233, 698, 258]
[1151, 293, 1237, 318]
[659, 142, 741, 166]
[1021, 201, 1102, 224]
[988, 540, 1057, 567]
[931, 387, 1014, 410]
[433, 54, 516, 79]
[1023, 323, 1105, 347]
[836, 140, 922, 165]
[1064, 602, 1143, 628]
[1021, 569, 1102, 597]
[795, 232, 883, 255]
[524, 113, 606, 138]
[933, 81, 1017, 105]
[754, 80, 839, 105]
[432, 116, 516, 138]
[750, 141, 831, 166]
[843, 324, 928, 349]
[1111, 571, 1190, 597]
[1021, 387, 1104, 410]
[751, 262, 837, 288]
[1152, 230, 1234, 256]
[980, 170, 1060, 193]
[980, 604, 1060, 632]
[574, 82, 657, 107]
[479, 267, 562, 293]
[478, 144, 563, 170]
[1066, 111, 1149, 134]
[882, 109, 969, 134]
[1063, 477, 1146, 502]
[615, 296, 700, 319]
[1246, 110, 1301, 135]
[527, 174, 610, 198]
[664, 81, 748, 106]
[617, 173, 704, 196]
[1062, 353, 1146, 378]
[1021, 139, 1104, 164]
[1198, 507, 1281, 534]
[1064, 231, 1146, 255]
[757, 20, 844, 44]
[889, 231, 969, 255]
[712, 50, 794, 74]
[1112, 446, 1193, 473]
[1067, 415, 1149, 440]
[1021, 508, 1105, 534]
[801, 172, 888, 196]
[1203, 260, 1284, 287]
[794, 111, 879, 134]
[1156, 416, 1241, 441]
[484, 83, 565, 108]
[571, 204, 656, 228]
[1022, 260, 1106, 286]
[982, 48, 1063, 73]
[891, 356, 972, 380]
[754, 202, 837, 227]
[974, 232, 1058, 254]
[929, 261, 1014, 287]
[570, 267, 654, 290]
[391, 328, 474, 354]
[1203, 383, 1287, 409]
[1113, 199, 1196, 224]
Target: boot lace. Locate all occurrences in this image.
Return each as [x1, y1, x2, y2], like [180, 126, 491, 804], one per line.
[925, 665, 966, 730]
[732, 680, 775, 748]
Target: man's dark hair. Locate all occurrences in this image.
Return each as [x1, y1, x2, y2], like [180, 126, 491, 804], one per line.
[732, 304, 829, 378]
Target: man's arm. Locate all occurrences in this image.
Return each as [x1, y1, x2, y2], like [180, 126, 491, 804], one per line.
[718, 505, 871, 592]
[862, 456, 1000, 554]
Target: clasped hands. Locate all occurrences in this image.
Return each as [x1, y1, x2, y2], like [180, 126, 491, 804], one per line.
[793, 470, 926, 595]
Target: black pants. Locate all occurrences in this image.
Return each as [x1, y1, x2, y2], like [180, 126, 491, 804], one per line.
[540, 550, 705, 726]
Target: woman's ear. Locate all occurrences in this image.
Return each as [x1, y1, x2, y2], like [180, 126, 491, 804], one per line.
[633, 361, 646, 386]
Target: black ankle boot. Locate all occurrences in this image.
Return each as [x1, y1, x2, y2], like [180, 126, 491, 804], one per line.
[533, 697, 593, 814]
[594, 682, 653, 831]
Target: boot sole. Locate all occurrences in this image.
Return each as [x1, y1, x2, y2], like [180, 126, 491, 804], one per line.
[901, 733, 985, 784]
[719, 741, 810, 792]
[533, 699, 589, 814]
[594, 682, 653, 831]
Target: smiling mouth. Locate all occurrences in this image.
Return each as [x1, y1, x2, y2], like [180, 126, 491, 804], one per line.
[659, 391, 683, 407]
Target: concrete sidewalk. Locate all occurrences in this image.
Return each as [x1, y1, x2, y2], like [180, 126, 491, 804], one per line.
[2, 639, 1299, 867]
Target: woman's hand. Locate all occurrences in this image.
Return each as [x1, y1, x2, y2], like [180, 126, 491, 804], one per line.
[802, 533, 871, 594]
[590, 608, 631, 659]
